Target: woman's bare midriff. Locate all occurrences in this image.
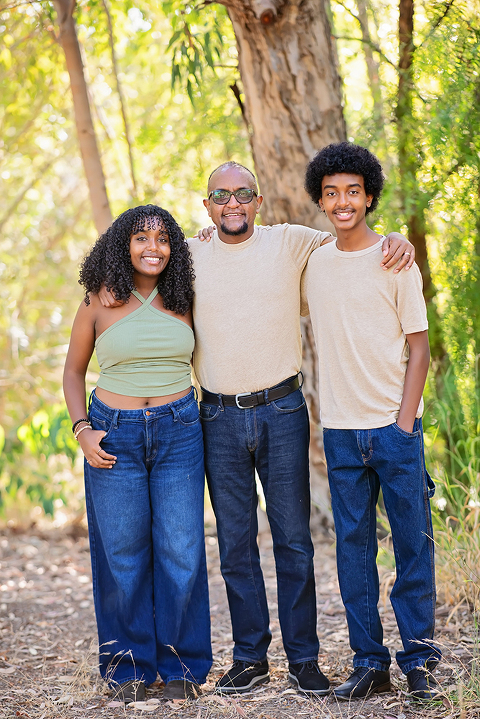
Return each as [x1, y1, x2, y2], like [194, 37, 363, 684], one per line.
[95, 386, 191, 410]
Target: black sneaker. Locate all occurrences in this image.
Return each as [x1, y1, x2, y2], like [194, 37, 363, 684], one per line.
[215, 660, 270, 694]
[163, 679, 201, 700]
[111, 680, 146, 704]
[288, 660, 331, 696]
[406, 667, 440, 701]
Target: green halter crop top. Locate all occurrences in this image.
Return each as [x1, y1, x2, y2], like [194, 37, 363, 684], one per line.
[95, 288, 194, 397]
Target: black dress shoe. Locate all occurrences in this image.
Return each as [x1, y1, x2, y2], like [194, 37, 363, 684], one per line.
[406, 667, 439, 701]
[333, 666, 391, 700]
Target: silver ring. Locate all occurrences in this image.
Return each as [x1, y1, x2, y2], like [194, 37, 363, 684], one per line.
[404, 252, 411, 256]
[96, 449, 102, 455]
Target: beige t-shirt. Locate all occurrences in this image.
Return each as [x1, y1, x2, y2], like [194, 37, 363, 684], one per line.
[188, 224, 331, 394]
[301, 238, 428, 429]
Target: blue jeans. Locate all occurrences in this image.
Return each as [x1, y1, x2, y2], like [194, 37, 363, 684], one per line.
[84, 389, 212, 687]
[200, 382, 319, 664]
[323, 419, 441, 674]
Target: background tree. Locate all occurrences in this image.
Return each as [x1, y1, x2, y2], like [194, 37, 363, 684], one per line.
[52, 0, 112, 234]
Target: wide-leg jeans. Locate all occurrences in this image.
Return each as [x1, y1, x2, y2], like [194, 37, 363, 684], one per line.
[84, 389, 212, 687]
[200, 382, 319, 664]
[323, 419, 441, 674]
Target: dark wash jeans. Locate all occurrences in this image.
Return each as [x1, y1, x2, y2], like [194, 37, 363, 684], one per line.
[323, 419, 441, 674]
[85, 389, 212, 687]
[200, 382, 319, 664]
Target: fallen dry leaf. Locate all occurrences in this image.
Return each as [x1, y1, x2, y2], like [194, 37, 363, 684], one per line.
[0, 666, 15, 674]
[128, 701, 158, 711]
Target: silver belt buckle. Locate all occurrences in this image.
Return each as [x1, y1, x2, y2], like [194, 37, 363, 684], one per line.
[235, 392, 251, 409]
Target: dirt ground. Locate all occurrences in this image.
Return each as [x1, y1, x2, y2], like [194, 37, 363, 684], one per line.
[0, 523, 477, 719]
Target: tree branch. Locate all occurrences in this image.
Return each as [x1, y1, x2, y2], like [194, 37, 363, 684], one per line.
[415, 0, 456, 50]
[0, 0, 37, 10]
[101, 0, 137, 199]
[332, 34, 397, 69]
[333, 0, 362, 29]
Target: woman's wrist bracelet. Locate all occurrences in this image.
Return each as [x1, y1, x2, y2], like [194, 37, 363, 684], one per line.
[75, 423, 92, 440]
[72, 418, 89, 434]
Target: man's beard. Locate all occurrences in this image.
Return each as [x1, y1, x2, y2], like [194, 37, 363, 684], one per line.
[220, 220, 249, 236]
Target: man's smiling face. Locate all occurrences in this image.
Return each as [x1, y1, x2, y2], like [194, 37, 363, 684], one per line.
[203, 166, 263, 242]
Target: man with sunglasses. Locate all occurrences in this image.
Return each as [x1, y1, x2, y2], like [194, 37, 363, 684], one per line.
[98, 161, 415, 697]
[190, 162, 415, 696]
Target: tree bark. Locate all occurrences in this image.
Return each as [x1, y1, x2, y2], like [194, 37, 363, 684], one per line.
[53, 0, 112, 235]
[222, 0, 346, 229]
[395, 0, 445, 363]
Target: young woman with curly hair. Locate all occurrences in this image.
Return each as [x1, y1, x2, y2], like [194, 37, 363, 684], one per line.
[63, 205, 212, 704]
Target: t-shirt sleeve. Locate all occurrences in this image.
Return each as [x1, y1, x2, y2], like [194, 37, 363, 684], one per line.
[396, 263, 429, 334]
[285, 224, 332, 271]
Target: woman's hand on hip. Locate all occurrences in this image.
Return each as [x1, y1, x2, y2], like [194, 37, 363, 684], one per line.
[78, 429, 117, 468]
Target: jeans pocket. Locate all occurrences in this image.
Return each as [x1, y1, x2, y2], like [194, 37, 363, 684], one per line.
[89, 414, 115, 442]
[271, 389, 306, 414]
[392, 421, 421, 438]
[199, 402, 221, 422]
[176, 399, 200, 426]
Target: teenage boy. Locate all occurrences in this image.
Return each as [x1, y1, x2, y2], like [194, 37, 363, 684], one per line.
[302, 142, 441, 702]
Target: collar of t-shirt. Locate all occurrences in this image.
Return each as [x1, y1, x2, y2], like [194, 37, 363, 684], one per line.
[333, 237, 385, 258]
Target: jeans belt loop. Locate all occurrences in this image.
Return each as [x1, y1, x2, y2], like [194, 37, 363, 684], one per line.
[113, 408, 120, 429]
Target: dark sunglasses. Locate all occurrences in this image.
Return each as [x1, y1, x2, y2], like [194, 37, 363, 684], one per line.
[208, 188, 257, 205]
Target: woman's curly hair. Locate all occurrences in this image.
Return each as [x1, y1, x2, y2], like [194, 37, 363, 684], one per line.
[79, 205, 194, 315]
[305, 142, 384, 214]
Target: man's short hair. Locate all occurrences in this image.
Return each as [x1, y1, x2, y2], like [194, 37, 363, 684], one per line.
[208, 161, 258, 193]
[305, 142, 384, 214]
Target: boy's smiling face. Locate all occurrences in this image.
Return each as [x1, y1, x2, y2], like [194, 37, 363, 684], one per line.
[320, 173, 373, 234]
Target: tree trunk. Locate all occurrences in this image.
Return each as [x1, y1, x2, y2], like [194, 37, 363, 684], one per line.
[395, 0, 445, 363]
[53, 0, 112, 235]
[218, 0, 346, 526]
[223, 0, 346, 229]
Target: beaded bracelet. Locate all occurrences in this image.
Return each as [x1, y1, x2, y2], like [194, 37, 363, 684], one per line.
[74, 423, 92, 440]
[72, 418, 89, 434]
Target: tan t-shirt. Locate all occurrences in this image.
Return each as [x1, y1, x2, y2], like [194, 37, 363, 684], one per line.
[189, 224, 331, 394]
[301, 238, 428, 429]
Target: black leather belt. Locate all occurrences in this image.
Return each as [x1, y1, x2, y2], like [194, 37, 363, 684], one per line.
[201, 374, 300, 409]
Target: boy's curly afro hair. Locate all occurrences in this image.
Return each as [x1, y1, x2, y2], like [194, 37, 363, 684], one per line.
[79, 205, 194, 315]
[305, 142, 384, 214]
